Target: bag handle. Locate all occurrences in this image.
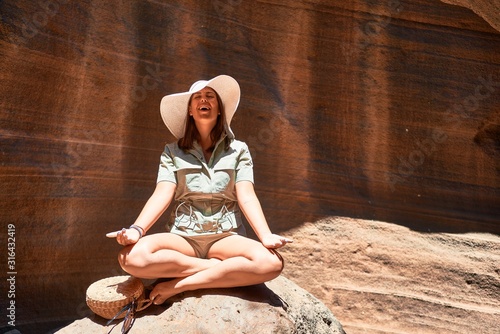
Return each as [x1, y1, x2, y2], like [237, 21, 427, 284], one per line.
[136, 298, 153, 312]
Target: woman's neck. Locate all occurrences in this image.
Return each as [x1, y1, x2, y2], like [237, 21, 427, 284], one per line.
[199, 137, 213, 151]
[196, 129, 213, 153]
[196, 135, 212, 162]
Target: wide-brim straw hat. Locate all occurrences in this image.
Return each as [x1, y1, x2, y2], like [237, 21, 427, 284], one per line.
[160, 75, 240, 139]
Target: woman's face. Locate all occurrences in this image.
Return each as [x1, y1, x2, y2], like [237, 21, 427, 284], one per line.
[189, 87, 220, 128]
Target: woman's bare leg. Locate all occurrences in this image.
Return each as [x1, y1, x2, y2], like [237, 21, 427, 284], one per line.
[118, 233, 220, 279]
[150, 235, 283, 304]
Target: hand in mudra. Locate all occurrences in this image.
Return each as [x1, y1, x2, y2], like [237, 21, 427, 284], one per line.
[261, 234, 293, 249]
[106, 228, 141, 245]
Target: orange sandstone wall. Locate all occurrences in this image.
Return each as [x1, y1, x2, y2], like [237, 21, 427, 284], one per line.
[0, 0, 498, 331]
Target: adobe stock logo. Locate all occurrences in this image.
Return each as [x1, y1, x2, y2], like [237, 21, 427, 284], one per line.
[387, 74, 499, 191]
[212, 0, 242, 16]
[342, 0, 404, 60]
[14, 0, 69, 44]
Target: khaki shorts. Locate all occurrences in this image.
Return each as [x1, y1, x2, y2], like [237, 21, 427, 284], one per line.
[180, 232, 236, 259]
[171, 223, 246, 259]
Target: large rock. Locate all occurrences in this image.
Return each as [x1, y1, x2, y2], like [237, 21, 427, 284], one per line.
[55, 276, 345, 334]
[441, 0, 500, 31]
[280, 217, 500, 334]
[0, 0, 499, 331]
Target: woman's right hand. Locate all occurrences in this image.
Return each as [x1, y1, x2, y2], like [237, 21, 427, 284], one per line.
[106, 228, 141, 245]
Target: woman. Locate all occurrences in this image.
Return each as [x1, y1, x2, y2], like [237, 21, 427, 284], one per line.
[107, 75, 292, 305]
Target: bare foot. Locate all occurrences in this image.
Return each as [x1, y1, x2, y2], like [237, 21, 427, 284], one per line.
[191, 257, 221, 274]
[207, 257, 222, 266]
[151, 258, 221, 304]
[151, 279, 181, 305]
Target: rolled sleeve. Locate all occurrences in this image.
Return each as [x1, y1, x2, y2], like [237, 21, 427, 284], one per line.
[235, 143, 254, 183]
[157, 146, 177, 184]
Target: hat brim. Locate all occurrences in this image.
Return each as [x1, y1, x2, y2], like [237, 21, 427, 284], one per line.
[160, 75, 240, 139]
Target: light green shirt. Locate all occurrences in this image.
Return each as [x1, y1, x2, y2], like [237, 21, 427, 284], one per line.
[157, 137, 254, 236]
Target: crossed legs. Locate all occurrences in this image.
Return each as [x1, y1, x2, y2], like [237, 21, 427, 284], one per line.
[118, 233, 284, 304]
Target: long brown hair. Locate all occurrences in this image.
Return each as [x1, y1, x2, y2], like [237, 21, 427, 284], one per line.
[178, 87, 231, 152]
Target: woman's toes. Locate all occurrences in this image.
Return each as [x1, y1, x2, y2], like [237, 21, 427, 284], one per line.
[150, 281, 176, 304]
[152, 294, 166, 305]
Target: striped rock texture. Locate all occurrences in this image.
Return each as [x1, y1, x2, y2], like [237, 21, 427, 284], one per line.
[0, 0, 498, 332]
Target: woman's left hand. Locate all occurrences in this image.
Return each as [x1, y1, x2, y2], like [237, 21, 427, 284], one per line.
[261, 234, 293, 249]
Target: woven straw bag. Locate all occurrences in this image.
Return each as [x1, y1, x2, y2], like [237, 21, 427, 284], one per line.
[86, 275, 152, 320]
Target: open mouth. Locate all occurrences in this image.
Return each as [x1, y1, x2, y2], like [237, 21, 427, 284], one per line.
[198, 106, 211, 111]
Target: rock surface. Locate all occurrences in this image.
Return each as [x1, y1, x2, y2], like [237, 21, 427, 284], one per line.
[55, 275, 345, 334]
[441, 0, 500, 31]
[280, 217, 500, 334]
[0, 0, 499, 332]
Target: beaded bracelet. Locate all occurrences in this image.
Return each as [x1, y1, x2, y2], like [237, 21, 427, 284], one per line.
[129, 225, 145, 238]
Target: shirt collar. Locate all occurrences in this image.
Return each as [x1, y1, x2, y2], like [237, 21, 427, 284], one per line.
[190, 134, 229, 156]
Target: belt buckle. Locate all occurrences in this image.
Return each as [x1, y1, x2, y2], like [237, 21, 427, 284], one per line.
[201, 220, 218, 232]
